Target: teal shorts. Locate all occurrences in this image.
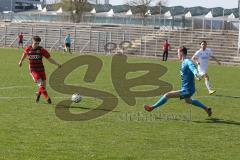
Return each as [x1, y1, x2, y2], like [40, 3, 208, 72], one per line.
[180, 89, 195, 99]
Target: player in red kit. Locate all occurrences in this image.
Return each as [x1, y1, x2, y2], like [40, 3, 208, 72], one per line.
[18, 32, 23, 48]
[162, 39, 170, 61]
[18, 36, 61, 104]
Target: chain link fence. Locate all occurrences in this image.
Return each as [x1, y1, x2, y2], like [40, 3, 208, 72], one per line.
[0, 12, 239, 31]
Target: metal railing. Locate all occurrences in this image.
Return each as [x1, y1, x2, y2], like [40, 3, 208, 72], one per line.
[0, 23, 239, 64]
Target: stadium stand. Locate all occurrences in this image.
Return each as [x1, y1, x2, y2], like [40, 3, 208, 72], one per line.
[0, 22, 239, 65]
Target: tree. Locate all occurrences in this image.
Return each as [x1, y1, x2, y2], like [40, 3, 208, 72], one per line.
[156, 0, 167, 15]
[128, 0, 152, 17]
[127, 0, 167, 17]
[61, 0, 92, 23]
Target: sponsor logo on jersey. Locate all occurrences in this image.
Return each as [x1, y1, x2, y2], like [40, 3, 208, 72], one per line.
[29, 54, 41, 60]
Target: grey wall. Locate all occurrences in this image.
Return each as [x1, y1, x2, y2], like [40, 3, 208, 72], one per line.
[0, 0, 42, 12]
[0, 0, 11, 12]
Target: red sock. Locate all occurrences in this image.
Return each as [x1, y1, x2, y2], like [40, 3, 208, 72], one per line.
[37, 88, 41, 96]
[39, 86, 49, 100]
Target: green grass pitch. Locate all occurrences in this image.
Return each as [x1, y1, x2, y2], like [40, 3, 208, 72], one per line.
[0, 48, 240, 160]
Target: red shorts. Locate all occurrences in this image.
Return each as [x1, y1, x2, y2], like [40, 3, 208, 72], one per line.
[30, 72, 46, 81]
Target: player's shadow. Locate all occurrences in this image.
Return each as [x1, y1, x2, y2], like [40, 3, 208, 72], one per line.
[214, 94, 240, 99]
[193, 118, 240, 126]
[57, 104, 120, 112]
[44, 101, 120, 112]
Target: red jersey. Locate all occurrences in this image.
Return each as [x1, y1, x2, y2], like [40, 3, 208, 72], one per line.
[24, 46, 50, 72]
[18, 34, 23, 41]
[163, 42, 170, 51]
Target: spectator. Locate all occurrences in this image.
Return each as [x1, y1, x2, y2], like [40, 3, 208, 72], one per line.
[18, 32, 23, 48]
[162, 40, 170, 61]
[64, 34, 71, 53]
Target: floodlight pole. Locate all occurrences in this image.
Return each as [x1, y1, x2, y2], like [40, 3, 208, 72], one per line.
[222, 9, 225, 30]
[10, 0, 13, 21]
[159, 4, 161, 28]
[11, 0, 12, 12]
[238, 0, 240, 57]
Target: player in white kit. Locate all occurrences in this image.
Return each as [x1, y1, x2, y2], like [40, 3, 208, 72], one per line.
[192, 41, 216, 95]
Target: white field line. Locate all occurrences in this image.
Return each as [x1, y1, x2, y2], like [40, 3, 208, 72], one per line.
[0, 85, 239, 100]
[0, 95, 239, 100]
[0, 84, 88, 90]
[0, 85, 239, 92]
[0, 86, 32, 90]
[0, 96, 69, 99]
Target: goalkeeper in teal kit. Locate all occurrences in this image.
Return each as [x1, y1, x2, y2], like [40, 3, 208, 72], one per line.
[144, 46, 212, 117]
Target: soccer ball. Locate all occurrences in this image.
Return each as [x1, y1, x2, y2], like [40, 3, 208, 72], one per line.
[71, 93, 81, 103]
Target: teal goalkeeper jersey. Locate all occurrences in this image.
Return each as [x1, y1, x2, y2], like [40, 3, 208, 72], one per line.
[180, 59, 198, 92]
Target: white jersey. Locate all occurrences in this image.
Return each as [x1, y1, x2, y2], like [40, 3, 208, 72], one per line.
[194, 48, 212, 75]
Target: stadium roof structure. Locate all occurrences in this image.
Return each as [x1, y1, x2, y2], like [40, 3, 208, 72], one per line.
[164, 11, 171, 17]
[145, 10, 151, 16]
[164, 11, 172, 19]
[205, 11, 213, 18]
[185, 11, 192, 18]
[90, 8, 96, 14]
[125, 9, 132, 16]
[107, 9, 114, 17]
[37, 4, 42, 11]
[56, 7, 63, 14]
[228, 13, 236, 19]
[41, 7, 47, 12]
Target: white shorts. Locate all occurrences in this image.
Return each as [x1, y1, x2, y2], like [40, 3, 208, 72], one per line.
[197, 66, 207, 76]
